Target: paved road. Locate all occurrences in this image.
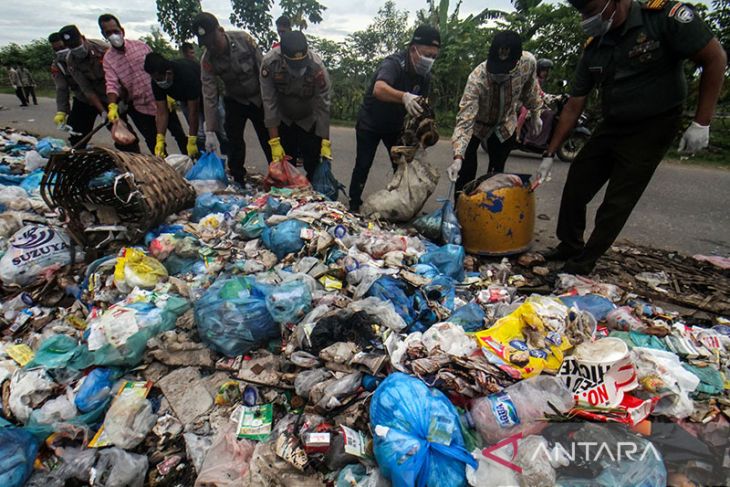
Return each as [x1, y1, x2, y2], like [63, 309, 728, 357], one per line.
[2, 94, 728, 257]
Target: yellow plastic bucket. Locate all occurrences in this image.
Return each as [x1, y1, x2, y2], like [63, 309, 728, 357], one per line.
[456, 176, 535, 256]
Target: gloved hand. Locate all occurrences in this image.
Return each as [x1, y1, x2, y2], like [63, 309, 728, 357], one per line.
[187, 135, 200, 158]
[447, 158, 462, 183]
[402, 92, 424, 118]
[205, 131, 220, 154]
[107, 103, 119, 123]
[166, 96, 176, 112]
[531, 156, 554, 190]
[530, 114, 543, 137]
[678, 121, 709, 153]
[268, 137, 286, 162]
[154, 133, 166, 157]
[54, 111, 67, 126]
[320, 139, 332, 160]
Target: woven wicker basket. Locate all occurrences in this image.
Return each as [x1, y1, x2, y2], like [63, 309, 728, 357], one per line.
[40, 148, 195, 248]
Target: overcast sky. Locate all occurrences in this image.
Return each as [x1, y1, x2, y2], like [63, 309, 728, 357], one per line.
[0, 0, 516, 46]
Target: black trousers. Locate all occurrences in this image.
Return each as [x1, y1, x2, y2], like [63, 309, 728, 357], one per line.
[67, 97, 99, 147]
[14, 87, 28, 106]
[349, 127, 400, 208]
[168, 109, 187, 153]
[279, 122, 321, 180]
[224, 97, 271, 183]
[456, 132, 516, 194]
[556, 108, 682, 270]
[124, 107, 158, 154]
[23, 86, 37, 105]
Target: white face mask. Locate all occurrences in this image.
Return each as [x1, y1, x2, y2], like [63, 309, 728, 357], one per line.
[414, 47, 435, 76]
[581, 0, 616, 37]
[108, 33, 125, 49]
[55, 48, 70, 63]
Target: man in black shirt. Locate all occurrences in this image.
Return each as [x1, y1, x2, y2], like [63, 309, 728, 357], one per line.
[348, 25, 441, 212]
[144, 52, 203, 158]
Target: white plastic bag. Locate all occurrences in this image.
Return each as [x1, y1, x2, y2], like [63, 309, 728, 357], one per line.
[34, 390, 78, 424]
[195, 421, 255, 487]
[422, 322, 477, 357]
[0, 185, 32, 211]
[24, 150, 49, 171]
[361, 148, 439, 222]
[93, 447, 148, 487]
[0, 224, 77, 287]
[9, 368, 56, 423]
[631, 347, 700, 418]
[165, 154, 193, 176]
[100, 393, 157, 449]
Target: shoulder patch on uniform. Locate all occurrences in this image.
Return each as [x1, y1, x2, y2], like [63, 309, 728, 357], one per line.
[315, 69, 326, 89]
[261, 67, 269, 78]
[669, 3, 694, 22]
[584, 36, 596, 48]
[642, 0, 669, 10]
[202, 60, 214, 73]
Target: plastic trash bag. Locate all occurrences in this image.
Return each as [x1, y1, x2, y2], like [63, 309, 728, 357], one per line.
[75, 368, 119, 413]
[367, 276, 415, 330]
[261, 219, 308, 260]
[192, 193, 247, 222]
[440, 199, 462, 245]
[93, 447, 148, 487]
[25, 334, 92, 371]
[111, 119, 137, 146]
[195, 421, 255, 487]
[560, 294, 617, 322]
[113, 248, 168, 290]
[0, 224, 77, 287]
[370, 373, 477, 487]
[195, 276, 279, 357]
[0, 185, 31, 211]
[266, 279, 312, 324]
[419, 244, 465, 282]
[0, 427, 40, 487]
[20, 169, 44, 194]
[449, 303, 486, 332]
[35, 137, 65, 157]
[311, 158, 344, 200]
[165, 154, 193, 176]
[9, 368, 56, 423]
[362, 148, 439, 222]
[631, 347, 699, 418]
[100, 393, 157, 449]
[261, 196, 293, 218]
[185, 151, 228, 184]
[24, 150, 48, 172]
[26, 447, 98, 487]
[412, 207, 443, 242]
[33, 390, 77, 424]
[235, 211, 267, 239]
[264, 156, 311, 190]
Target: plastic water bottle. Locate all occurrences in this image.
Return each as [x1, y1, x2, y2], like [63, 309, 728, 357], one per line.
[470, 375, 574, 443]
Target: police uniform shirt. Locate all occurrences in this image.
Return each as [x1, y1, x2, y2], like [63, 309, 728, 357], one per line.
[151, 59, 201, 103]
[66, 39, 109, 103]
[571, 0, 714, 123]
[51, 59, 87, 113]
[357, 51, 431, 134]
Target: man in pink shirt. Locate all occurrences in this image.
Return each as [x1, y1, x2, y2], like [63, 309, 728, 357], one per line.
[99, 13, 186, 154]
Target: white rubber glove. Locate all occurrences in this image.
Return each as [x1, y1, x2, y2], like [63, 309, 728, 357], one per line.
[205, 131, 220, 154]
[531, 156, 554, 190]
[678, 121, 709, 153]
[402, 92, 424, 118]
[530, 114, 543, 137]
[447, 158, 462, 182]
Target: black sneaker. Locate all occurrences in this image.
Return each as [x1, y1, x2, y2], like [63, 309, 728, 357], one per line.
[542, 244, 583, 262]
[561, 259, 595, 276]
[349, 201, 361, 214]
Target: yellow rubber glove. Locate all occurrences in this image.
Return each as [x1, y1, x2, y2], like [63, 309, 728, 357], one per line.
[268, 137, 285, 162]
[167, 96, 176, 112]
[107, 103, 119, 122]
[54, 111, 67, 126]
[154, 133, 166, 157]
[186, 135, 200, 158]
[320, 138, 332, 160]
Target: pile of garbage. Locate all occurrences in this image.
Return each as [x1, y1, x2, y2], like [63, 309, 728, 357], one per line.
[0, 127, 728, 487]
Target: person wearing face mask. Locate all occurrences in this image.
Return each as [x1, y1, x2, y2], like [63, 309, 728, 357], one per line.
[348, 25, 440, 213]
[535, 0, 726, 275]
[448, 30, 543, 194]
[193, 12, 272, 184]
[260, 31, 332, 180]
[48, 32, 97, 147]
[59, 24, 140, 151]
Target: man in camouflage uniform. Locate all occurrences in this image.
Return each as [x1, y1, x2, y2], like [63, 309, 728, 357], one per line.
[18, 65, 37, 105]
[448, 30, 544, 194]
[260, 31, 331, 180]
[537, 0, 726, 275]
[193, 12, 271, 184]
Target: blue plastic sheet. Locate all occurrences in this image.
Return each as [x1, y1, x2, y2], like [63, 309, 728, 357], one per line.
[195, 276, 279, 357]
[266, 280, 312, 324]
[20, 169, 44, 194]
[192, 193, 247, 222]
[185, 151, 227, 183]
[261, 197, 292, 219]
[419, 244, 465, 282]
[311, 159, 344, 200]
[261, 219, 308, 260]
[35, 137, 65, 158]
[0, 427, 40, 487]
[75, 368, 119, 413]
[370, 373, 477, 487]
[561, 294, 617, 322]
[449, 303, 486, 332]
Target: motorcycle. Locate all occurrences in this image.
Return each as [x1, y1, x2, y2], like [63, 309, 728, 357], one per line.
[482, 94, 591, 163]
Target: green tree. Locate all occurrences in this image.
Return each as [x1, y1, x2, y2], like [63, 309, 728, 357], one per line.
[141, 26, 178, 59]
[229, 0, 326, 47]
[155, 0, 201, 45]
[280, 0, 327, 30]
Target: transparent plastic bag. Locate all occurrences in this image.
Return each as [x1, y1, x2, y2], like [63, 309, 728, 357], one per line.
[195, 422, 255, 487]
[264, 156, 310, 190]
[93, 447, 148, 487]
[100, 393, 157, 449]
[111, 119, 137, 146]
[266, 279, 312, 324]
[419, 244, 465, 282]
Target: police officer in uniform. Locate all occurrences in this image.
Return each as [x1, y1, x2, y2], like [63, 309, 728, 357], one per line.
[348, 25, 440, 212]
[193, 12, 271, 184]
[535, 0, 726, 274]
[260, 31, 332, 180]
[48, 32, 98, 147]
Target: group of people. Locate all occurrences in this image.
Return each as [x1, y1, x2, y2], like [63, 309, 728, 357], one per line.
[45, 0, 724, 273]
[7, 65, 38, 107]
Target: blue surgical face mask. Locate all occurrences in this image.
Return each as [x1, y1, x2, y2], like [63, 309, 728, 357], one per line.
[581, 0, 616, 37]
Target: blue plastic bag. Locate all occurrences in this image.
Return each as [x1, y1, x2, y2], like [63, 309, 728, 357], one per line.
[423, 276, 456, 311]
[75, 368, 119, 413]
[35, 137, 65, 158]
[370, 373, 477, 487]
[195, 276, 279, 357]
[25, 334, 93, 371]
[561, 294, 617, 322]
[266, 280, 312, 324]
[412, 207, 443, 242]
[449, 303, 485, 332]
[419, 244, 465, 282]
[367, 276, 414, 328]
[236, 211, 267, 240]
[185, 151, 227, 184]
[311, 159, 345, 200]
[440, 199, 462, 245]
[20, 169, 44, 194]
[261, 197, 292, 218]
[261, 219, 308, 260]
[192, 193, 247, 222]
[0, 427, 40, 487]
